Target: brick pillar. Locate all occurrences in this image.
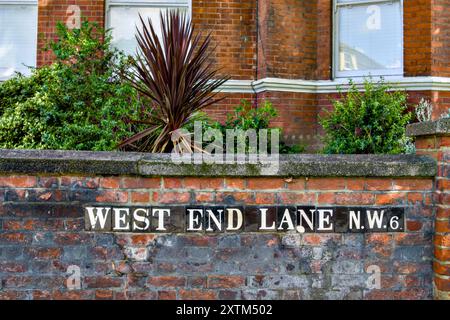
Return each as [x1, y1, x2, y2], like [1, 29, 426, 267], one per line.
[408, 118, 450, 300]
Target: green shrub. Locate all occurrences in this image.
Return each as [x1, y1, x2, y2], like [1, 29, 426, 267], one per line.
[0, 21, 140, 151]
[211, 99, 305, 154]
[320, 79, 412, 154]
[222, 99, 278, 130]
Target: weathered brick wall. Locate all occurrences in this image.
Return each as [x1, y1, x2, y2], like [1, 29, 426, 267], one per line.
[0, 173, 435, 300]
[409, 119, 450, 299]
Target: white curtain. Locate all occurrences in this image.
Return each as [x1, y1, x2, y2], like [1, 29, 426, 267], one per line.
[107, 0, 189, 56]
[336, 0, 402, 76]
[0, 2, 38, 79]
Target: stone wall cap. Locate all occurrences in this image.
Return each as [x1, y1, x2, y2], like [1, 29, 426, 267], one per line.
[0, 149, 437, 177]
[407, 118, 450, 137]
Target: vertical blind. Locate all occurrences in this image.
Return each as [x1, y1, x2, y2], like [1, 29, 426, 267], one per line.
[107, 0, 190, 56]
[335, 0, 403, 77]
[0, 0, 38, 80]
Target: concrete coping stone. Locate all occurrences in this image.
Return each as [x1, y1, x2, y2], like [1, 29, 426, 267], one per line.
[0, 149, 437, 177]
[407, 118, 450, 137]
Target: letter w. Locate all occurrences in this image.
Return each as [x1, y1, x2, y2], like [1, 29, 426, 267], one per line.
[366, 210, 384, 229]
[86, 207, 111, 230]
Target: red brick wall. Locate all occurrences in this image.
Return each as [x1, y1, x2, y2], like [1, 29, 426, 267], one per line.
[408, 91, 450, 120]
[203, 92, 256, 124]
[34, 0, 450, 79]
[413, 126, 449, 299]
[192, 0, 257, 80]
[257, 91, 320, 148]
[404, 0, 433, 77]
[257, 0, 321, 80]
[432, 0, 450, 77]
[254, 0, 450, 80]
[403, 0, 450, 78]
[0, 174, 435, 300]
[37, 0, 105, 66]
[316, 0, 332, 80]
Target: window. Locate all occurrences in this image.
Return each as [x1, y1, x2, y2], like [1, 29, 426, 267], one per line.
[106, 0, 191, 56]
[0, 0, 38, 80]
[334, 0, 403, 78]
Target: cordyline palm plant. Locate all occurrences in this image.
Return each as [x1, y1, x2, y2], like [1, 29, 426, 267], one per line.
[120, 10, 229, 153]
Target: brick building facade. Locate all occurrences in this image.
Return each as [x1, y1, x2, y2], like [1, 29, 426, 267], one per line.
[1, 0, 449, 149]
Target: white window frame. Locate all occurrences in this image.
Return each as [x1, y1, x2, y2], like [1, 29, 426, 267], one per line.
[332, 0, 404, 79]
[0, 0, 38, 81]
[105, 0, 192, 37]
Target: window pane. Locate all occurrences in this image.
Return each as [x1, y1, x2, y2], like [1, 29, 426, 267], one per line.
[109, 6, 188, 56]
[337, 1, 402, 74]
[0, 4, 38, 79]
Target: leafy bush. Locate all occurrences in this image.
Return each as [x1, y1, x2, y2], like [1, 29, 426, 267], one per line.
[0, 21, 140, 151]
[320, 79, 412, 154]
[120, 11, 228, 153]
[211, 99, 305, 154]
[222, 99, 278, 130]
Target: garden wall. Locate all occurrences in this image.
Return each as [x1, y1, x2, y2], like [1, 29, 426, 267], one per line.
[0, 155, 436, 300]
[0, 119, 447, 300]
